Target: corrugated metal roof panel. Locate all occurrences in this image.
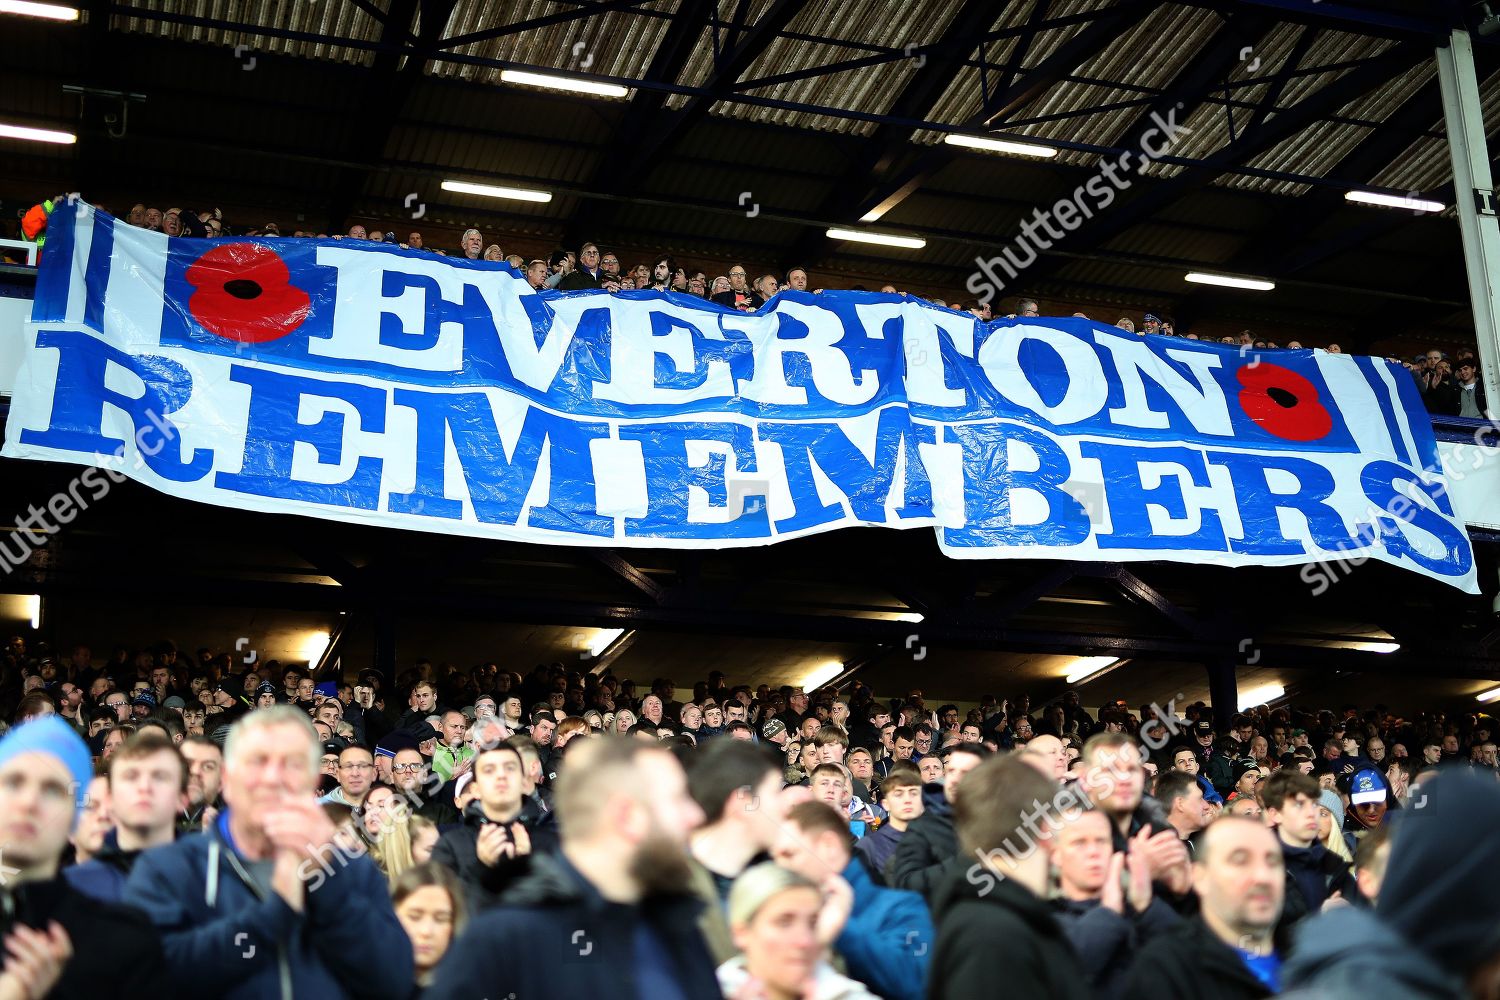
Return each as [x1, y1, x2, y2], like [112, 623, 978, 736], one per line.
[115, 0, 387, 66]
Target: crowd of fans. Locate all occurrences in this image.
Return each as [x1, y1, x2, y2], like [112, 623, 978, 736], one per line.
[1, 632, 1498, 999]
[10, 195, 1483, 391]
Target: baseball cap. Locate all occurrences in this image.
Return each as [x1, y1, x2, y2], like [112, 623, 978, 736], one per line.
[1193, 719, 1213, 736]
[1347, 767, 1388, 805]
[762, 718, 787, 740]
[321, 739, 346, 756]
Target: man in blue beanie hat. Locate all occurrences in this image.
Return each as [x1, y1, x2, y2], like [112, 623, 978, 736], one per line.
[1282, 767, 1500, 998]
[0, 715, 165, 997]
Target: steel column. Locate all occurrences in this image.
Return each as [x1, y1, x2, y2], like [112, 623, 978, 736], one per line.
[1437, 28, 1500, 414]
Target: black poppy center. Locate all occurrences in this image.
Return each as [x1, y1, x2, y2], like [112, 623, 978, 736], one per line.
[1267, 386, 1299, 408]
[224, 279, 262, 300]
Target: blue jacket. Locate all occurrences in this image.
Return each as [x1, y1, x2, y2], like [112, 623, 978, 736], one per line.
[64, 830, 137, 902]
[428, 851, 721, 1000]
[124, 811, 413, 1000]
[836, 857, 932, 1000]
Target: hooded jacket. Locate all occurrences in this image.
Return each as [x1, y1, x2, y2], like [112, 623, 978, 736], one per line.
[927, 862, 1091, 1000]
[884, 782, 957, 902]
[1277, 839, 1358, 933]
[429, 795, 558, 911]
[124, 812, 413, 1000]
[0, 875, 165, 999]
[63, 830, 148, 903]
[1121, 916, 1273, 1000]
[428, 851, 722, 1000]
[1280, 906, 1464, 1000]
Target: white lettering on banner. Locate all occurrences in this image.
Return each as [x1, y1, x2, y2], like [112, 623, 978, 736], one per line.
[590, 298, 736, 404]
[1091, 332, 1232, 434]
[310, 248, 469, 372]
[978, 324, 1108, 424]
[733, 301, 880, 406]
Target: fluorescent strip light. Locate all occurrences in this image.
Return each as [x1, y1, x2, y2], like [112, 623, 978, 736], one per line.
[1184, 271, 1275, 292]
[587, 628, 625, 658]
[1345, 190, 1445, 213]
[26, 594, 41, 629]
[440, 179, 553, 203]
[826, 227, 926, 250]
[0, 0, 79, 18]
[1238, 682, 1285, 711]
[0, 122, 76, 144]
[893, 612, 925, 624]
[1358, 641, 1400, 654]
[1478, 686, 1500, 704]
[499, 69, 628, 99]
[804, 661, 845, 689]
[944, 134, 1057, 158]
[1065, 656, 1122, 685]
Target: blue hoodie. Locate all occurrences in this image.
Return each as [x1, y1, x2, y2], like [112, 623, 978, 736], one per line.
[124, 810, 412, 999]
[835, 857, 933, 1000]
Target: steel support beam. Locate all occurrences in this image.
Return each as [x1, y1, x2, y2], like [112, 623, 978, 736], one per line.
[1438, 28, 1500, 412]
[1205, 658, 1239, 731]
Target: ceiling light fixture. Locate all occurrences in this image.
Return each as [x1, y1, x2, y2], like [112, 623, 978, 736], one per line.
[1237, 682, 1285, 711]
[0, 121, 76, 144]
[499, 69, 628, 99]
[944, 134, 1057, 158]
[826, 227, 926, 250]
[1065, 656, 1123, 685]
[0, 0, 78, 18]
[1345, 190, 1445, 213]
[1184, 271, 1275, 292]
[440, 179, 553, 203]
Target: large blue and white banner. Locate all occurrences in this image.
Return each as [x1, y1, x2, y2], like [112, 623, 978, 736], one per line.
[1, 201, 1477, 590]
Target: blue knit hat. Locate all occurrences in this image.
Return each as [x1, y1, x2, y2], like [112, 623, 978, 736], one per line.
[0, 716, 94, 824]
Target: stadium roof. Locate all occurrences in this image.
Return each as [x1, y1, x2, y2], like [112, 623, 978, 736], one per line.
[3, 0, 1499, 351]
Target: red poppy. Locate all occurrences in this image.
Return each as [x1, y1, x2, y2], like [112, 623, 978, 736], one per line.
[185, 242, 310, 343]
[1236, 362, 1333, 442]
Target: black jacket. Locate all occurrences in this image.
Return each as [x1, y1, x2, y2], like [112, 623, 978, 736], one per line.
[430, 798, 558, 910]
[1123, 916, 1273, 1000]
[927, 864, 1091, 1000]
[1052, 895, 1180, 998]
[427, 852, 721, 1000]
[884, 783, 956, 903]
[1278, 840, 1359, 934]
[0, 876, 166, 999]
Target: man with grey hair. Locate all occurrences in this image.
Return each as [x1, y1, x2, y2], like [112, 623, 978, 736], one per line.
[460, 228, 483, 260]
[125, 706, 412, 996]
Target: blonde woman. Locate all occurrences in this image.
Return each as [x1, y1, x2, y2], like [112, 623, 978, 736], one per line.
[409, 814, 440, 865]
[1318, 789, 1355, 862]
[391, 862, 466, 991]
[361, 784, 416, 886]
[717, 863, 876, 1000]
[613, 708, 637, 734]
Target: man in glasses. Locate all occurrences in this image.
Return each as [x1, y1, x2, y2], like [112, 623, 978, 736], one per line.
[320, 744, 376, 808]
[712, 264, 754, 311]
[559, 242, 607, 290]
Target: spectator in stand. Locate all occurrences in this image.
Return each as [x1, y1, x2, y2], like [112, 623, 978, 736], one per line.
[72, 773, 113, 864]
[785, 266, 809, 291]
[1080, 734, 1188, 900]
[1157, 770, 1209, 856]
[459, 229, 483, 260]
[1123, 817, 1285, 1000]
[713, 266, 754, 311]
[126, 706, 411, 997]
[772, 800, 932, 1000]
[1051, 809, 1179, 997]
[525, 258, 549, 290]
[1284, 769, 1500, 998]
[685, 739, 786, 963]
[429, 738, 719, 999]
[389, 862, 465, 992]
[856, 760, 922, 877]
[66, 730, 185, 902]
[1448, 359, 1489, 418]
[750, 274, 779, 308]
[600, 251, 621, 284]
[929, 754, 1090, 998]
[885, 743, 988, 902]
[1262, 768, 1358, 934]
[717, 863, 878, 1000]
[430, 740, 556, 910]
[558, 243, 605, 290]
[0, 716, 166, 997]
